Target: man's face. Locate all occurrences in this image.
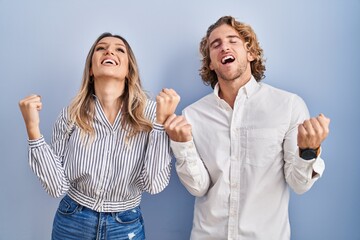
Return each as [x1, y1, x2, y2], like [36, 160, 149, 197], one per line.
[208, 24, 254, 82]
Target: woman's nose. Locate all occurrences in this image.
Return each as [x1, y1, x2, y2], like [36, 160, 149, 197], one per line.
[105, 48, 115, 55]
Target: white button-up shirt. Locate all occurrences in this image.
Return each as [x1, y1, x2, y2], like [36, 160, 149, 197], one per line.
[171, 77, 325, 240]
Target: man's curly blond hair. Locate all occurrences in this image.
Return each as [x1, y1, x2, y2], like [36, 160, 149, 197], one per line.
[199, 16, 266, 88]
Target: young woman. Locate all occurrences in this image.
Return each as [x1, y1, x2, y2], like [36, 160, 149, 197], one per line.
[19, 32, 179, 240]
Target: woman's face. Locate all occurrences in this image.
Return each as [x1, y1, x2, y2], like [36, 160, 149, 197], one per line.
[90, 36, 129, 82]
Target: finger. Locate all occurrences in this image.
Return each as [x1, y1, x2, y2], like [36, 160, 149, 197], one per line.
[178, 123, 192, 135]
[19, 94, 40, 106]
[163, 114, 177, 127]
[157, 91, 168, 99]
[156, 92, 167, 104]
[302, 120, 315, 135]
[317, 113, 330, 130]
[26, 94, 42, 101]
[178, 124, 193, 139]
[36, 103, 42, 111]
[157, 91, 175, 102]
[27, 101, 42, 110]
[169, 117, 188, 129]
[309, 118, 322, 134]
[174, 121, 191, 132]
[162, 88, 179, 97]
[298, 124, 307, 136]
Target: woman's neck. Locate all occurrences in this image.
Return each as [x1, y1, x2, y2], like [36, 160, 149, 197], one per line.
[94, 78, 125, 124]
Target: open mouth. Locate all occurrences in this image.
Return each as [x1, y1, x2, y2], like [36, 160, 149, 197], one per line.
[221, 55, 235, 64]
[101, 59, 118, 65]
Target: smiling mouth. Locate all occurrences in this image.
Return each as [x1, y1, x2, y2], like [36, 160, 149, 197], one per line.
[101, 59, 118, 65]
[221, 56, 235, 64]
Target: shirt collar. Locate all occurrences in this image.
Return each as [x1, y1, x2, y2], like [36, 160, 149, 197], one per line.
[242, 75, 259, 98]
[213, 75, 260, 100]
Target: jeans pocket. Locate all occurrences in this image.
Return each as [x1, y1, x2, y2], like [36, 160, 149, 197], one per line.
[57, 195, 83, 215]
[113, 206, 142, 224]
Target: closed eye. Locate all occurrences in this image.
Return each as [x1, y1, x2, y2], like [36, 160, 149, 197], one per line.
[229, 36, 240, 44]
[211, 42, 221, 49]
[95, 46, 105, 51]
[117, 48, 125, 53]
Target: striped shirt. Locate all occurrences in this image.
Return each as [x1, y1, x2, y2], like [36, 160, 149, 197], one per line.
[28, 96, 172, 212]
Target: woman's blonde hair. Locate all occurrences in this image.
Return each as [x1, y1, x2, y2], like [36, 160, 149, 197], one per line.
[199, 16, 266, 88]
[68, 32, 152, 137]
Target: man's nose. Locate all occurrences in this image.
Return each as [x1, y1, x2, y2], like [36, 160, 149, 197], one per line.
[221, 43, 230, 52]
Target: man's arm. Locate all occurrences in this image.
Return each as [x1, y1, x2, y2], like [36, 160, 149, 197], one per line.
[284, 96, 330, 194]
[164, 114, 211, 197]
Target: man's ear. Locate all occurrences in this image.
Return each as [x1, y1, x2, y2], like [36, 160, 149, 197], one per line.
[247, 52, 255, 62]
[245, 42, 255, 62]
[209, 61, 214, 70]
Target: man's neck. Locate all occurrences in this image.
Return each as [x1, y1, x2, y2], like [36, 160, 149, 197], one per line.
[218, 74, 251, 109]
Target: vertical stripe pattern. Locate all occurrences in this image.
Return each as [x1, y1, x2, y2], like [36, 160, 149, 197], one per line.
[28, 97, 171, 212]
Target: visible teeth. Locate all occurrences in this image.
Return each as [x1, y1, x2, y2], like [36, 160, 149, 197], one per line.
[102, 59, 116, 65]
[221, 56, 235, 64]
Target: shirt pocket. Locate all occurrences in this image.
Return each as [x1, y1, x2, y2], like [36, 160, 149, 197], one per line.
[243, 128, 280, 167]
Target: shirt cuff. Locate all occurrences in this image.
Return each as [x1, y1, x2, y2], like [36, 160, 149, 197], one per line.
[170, 140, 198, 164]
[28, 135, 46, 148]
[152, 122, 165, 131]
[294, 147, 325, 179]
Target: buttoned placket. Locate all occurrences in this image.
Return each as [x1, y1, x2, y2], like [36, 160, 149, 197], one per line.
[93, 129, 115, 211]
[93, 99, 121, 212]
[227, 90, 247, 240]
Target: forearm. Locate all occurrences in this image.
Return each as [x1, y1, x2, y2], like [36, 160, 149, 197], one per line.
[142, 124, 172, 194]
[284, 148, 325, 194]
[172, 140, 210, 197]
[29, 137, 69, 197]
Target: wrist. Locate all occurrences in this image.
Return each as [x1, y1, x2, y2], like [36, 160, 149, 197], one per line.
[299, 147, 320, 160]
[155, 116, 165, 125]
[26, 126, 41, 140]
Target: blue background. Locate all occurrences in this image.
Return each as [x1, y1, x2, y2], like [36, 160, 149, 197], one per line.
[1, 0, 359, 239]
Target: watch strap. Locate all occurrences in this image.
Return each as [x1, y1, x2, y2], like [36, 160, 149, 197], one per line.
[299, 148, 319, 160]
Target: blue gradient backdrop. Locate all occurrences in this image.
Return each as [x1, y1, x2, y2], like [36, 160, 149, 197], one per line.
[1, 0, 359, 239]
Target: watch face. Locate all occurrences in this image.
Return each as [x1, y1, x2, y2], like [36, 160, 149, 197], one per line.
[300, 149, 317, 160]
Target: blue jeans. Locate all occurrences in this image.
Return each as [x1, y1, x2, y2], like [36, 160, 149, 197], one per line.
[52, 195, 145, 240]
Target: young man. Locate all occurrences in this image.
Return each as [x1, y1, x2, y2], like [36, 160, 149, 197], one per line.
[164, 16, 330, 240]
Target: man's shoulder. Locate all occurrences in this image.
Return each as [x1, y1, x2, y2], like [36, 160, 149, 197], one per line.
[259, 82, 299, 100]
[183, 92, 214, 113]
[259, 83, 307, 112]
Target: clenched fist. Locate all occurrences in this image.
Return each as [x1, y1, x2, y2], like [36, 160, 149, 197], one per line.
[164, 114, 192, 142]
[18, 94, 42, 140]
[297, 113, 330, 149]
[155, 88, 180, 125]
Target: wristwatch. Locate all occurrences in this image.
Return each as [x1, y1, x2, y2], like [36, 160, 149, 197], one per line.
[299, 148, 319, 160]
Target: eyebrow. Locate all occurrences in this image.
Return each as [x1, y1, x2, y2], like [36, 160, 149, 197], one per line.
[209, 35, 241, 47]
[97, 42, 126, 47]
